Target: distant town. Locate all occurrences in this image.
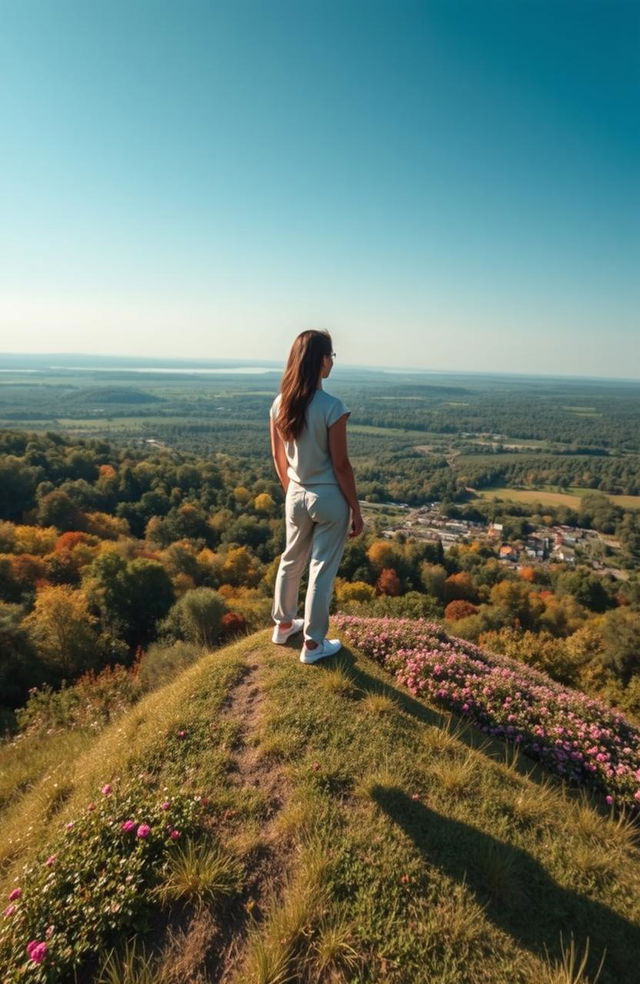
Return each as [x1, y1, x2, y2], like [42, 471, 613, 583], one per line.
[366, 501, 627, 580]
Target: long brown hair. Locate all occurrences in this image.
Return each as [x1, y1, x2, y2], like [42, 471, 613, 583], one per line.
[276, 330, 333, 440]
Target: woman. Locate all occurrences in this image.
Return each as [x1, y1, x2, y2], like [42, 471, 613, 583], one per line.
[270, 330, 363, 663]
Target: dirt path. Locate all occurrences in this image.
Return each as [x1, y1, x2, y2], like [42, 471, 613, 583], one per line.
[160, 654, 291, 982]
[216, 656, 291, 981]
[223, 658, 287, 822]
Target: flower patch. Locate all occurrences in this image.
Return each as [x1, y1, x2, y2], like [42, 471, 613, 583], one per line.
[335, 615, 640, 815]
[0, 779, 207, 982]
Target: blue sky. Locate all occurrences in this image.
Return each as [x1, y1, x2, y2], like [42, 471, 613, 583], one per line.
[0, 0, 638, 377]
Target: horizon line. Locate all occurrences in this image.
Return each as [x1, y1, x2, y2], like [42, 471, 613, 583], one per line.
[0, 351, 639, 385]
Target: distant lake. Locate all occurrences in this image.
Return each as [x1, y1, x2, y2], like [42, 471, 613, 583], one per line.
[0, 366, 278, 375]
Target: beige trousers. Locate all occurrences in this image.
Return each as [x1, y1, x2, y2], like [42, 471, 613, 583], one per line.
[272, 482, 350, 643]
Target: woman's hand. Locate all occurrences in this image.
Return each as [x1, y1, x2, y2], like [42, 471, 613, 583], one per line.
[270, 418, 290, 492]
[350, 509, 364, 538]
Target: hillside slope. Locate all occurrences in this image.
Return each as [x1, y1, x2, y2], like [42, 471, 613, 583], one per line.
[1, 625, 639, 983]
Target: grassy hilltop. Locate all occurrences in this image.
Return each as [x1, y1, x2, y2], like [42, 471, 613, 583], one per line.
[1, 623, 640, 984]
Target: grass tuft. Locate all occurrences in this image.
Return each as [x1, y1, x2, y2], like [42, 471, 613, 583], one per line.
[307, 917, 360, 980]
[429, 750, 476, 796]
[360, 692, 398, 715]
[541, 934, 606, 984]
[155, 839, 243, 908]
[317, 665, 356, 699]
[510, 777, 560, 826]
[96, 941, 164, 984]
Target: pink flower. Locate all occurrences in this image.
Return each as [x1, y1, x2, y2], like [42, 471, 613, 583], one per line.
[161, 801, 171, 810]
[136, 823, 151, 839]
[411, 793, 420, 801]
[4, 905, 16, 917]
[169, 829, 181, 840]
[606, 795, 614, 806]
[45, 855, 56, 867]
[177, 730, 186, 739]
[635, 791, 640, 803]
[87, 803, 96, 812]
[311, 762, 321, 771]
[8, 888, 21, 901]
[27, 941, 48, 964]
[121, 820, 136, 833]
[65, 821, 75, 831]
[101, 784, 112, 796]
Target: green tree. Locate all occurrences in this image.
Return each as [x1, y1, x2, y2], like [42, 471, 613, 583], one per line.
[0, 602, 42, 706]
[162, 587, 227, 647]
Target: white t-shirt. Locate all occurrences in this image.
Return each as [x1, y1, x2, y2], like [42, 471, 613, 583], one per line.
[270, 389, 350, 486]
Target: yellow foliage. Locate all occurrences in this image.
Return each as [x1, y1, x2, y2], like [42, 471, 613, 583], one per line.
[13, 525, 58, 556]
[254, 492, 275, 513]
[0, 521, 15, 552]
[23, 585, 98, 675]
[334, 578, 375, 603]
[233, 486, 251, 504]
[84, 512, 129, 540]
[220, 546, 260, 587]
[366, 540, 399, 572]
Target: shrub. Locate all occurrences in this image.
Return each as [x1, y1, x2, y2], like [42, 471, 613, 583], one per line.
[0, 779, 206, 982]
[137, 640, 204, 692]
[17, 663, 144, 735]
[162, 587, 227, 647]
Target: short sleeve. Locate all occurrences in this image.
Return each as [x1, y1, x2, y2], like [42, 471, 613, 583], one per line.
[270, 395, 280, 422]
[326, 396, 350, 429]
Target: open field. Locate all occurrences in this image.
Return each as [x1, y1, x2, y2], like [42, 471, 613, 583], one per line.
[478, 487, 640, 511]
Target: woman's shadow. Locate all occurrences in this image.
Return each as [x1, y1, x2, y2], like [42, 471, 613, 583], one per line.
[371, 785, 640, 984]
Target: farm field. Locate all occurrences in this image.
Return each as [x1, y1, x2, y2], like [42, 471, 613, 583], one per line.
[478, 487, 640, 512]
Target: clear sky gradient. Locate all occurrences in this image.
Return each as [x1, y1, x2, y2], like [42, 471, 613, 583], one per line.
[1, 0, 638, 377]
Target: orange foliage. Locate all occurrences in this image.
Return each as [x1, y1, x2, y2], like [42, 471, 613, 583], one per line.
[443, 571, 476, 602]
[519, 566, 537, 583]
[10, 553, 48, 586]
[444, 600, 478, 621]
[221, 611, 248, 636]
[55, 531, 94, 552]
[376, 568, 402, 597]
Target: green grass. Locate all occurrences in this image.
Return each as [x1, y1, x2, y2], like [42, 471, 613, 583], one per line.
[477, 486, 640, 512]
[2, 629, 639, 983]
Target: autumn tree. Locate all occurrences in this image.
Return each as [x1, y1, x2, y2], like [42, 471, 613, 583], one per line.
[254, 492, 275, 514]
[334, 579, 376, 604]
[444, 600, 478, 621]
[376, 568, 402, 597]
[444, 571, 477, 602]
[24, 584, 98, 678]
[367, 540, 400, 573]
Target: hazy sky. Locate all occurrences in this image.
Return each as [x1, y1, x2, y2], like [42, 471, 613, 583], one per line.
[1, 1, 638, 377]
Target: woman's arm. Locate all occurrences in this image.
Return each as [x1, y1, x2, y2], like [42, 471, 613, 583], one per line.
[270, 417, 290, 493]
[328, 415, 364, 537]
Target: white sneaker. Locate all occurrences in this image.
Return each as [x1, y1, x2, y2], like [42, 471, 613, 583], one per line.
[272, 618, 304, 644]
[299, 638, 342, 664]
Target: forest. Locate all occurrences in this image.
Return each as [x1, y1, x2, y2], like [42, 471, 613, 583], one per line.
[1, 362, 639, 732]
[0, 419, 639, 737]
